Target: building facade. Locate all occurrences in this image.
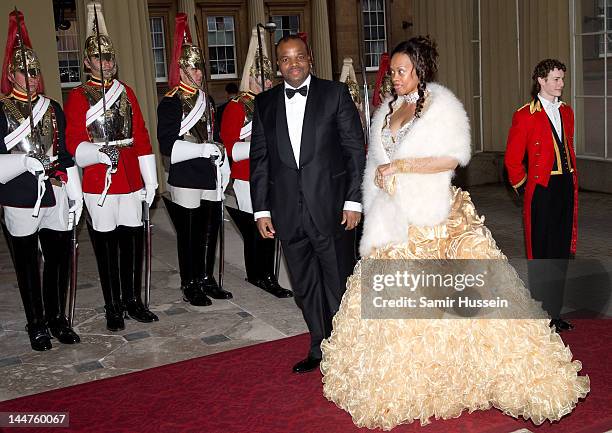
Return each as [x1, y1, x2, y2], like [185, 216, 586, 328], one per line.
[1, 0, 610, 192]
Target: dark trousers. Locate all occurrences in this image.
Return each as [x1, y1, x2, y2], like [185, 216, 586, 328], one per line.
[281, 204, 355, 359]
[528, 174, 574, 319]
[226, 206, 275, 281]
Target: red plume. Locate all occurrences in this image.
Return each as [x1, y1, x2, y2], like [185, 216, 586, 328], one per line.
[169, 13, 193, 88]
[372, 52, 390, 107]
[2, 10, 44, 94]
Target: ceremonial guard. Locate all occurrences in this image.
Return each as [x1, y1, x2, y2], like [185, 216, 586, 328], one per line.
[505, 58, 578, 332]
[372, 52, 392, 108]
[0, 10, 81, 350]
[338, 57, 365, 126]
[158, 13, 232, 306]
[220, 28, 292, 298]
[64, 3, 158, 331]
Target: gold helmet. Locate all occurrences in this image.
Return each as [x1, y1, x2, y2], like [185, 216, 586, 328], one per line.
[10, 46, 41, 77]
[339, 57, 362, 106]
[249, 48, 274, 82]
[381, 74, 392, 96]
[240, 27, 273, 92]
[178, 43, 204, 71]
[84, 34, 115, 60]
[83, 3, 116, 63]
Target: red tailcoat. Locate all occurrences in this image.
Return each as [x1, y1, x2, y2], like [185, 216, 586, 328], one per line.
[64, 80, 153, 194]
[220, 94, 252, 181]
[504, 99, 578, 259]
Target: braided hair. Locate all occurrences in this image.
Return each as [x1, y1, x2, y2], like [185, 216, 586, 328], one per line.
[385, 36, 439, 124]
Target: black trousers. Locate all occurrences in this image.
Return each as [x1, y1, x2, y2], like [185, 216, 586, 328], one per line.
[281, 204, 356, 359]
[226, 206, 275, 281]
[528, 173, 574, 319]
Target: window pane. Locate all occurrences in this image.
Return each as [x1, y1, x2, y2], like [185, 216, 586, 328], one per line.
[56, 19, 81, 85]
[576, 97, 605, 157]
[207, 16, 237, 77]
[207, 32, 217, 45]
[579, 0, 604, 32]
[577, 34, 605, 95]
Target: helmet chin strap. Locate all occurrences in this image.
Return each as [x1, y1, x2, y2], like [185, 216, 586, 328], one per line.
[181, 66, 203, 90]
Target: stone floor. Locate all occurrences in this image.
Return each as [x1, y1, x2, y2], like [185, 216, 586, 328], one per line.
[0, 184, 611, 403]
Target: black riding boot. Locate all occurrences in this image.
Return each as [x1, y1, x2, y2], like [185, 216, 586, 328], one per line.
[199, 200, 232, 299]
[2, 226, 51, 351]
[39, 229, 80, 344]
[87, 223, 124, 331]
[117, 225, 159, 322]
[163, 196, 211, 306]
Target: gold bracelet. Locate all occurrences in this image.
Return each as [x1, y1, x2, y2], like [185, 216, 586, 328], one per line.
[391, 158, 413, 173]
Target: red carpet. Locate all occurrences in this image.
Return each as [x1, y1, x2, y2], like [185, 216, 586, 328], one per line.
[0, 319, 610, 433]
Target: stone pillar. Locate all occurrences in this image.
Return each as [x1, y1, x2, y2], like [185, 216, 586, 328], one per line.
[0, 0, 62, 103]
[311, 0, 333, 80]
[76, 0, 164, 188]
[178, 0, 196, 36]
[248, 0, 266, 33]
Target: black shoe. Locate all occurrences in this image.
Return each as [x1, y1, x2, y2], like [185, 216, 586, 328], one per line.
[27, 324, 52, 352]
[292, 356, 321, 374]
[201, 275, 233, 299]
[48, 318, 80, 344]
[104, 305, 125, 332]
[550, 318, 574, 333]
[250, 275, 293, 298]
[183, 280, 212, 306]
[125, 300, 159, 323]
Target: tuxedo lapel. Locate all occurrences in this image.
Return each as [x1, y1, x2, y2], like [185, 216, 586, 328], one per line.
[275, 86, 299, 170]
[299, 76, 319, 168]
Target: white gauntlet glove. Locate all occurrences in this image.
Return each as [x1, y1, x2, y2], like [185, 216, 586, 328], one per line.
[65, 166, 84, 228]
[232, 141, 250, 162]
[138, 154, 158, 207]
[75, 141, 114, 167]
[0, 154, 30, 183]
[170, 140, 223, 164]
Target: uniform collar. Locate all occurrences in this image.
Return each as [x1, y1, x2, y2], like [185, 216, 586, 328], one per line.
[10, 88, 38, 102]
[88, 75, 114, 88]
[179, 81, 197, 95]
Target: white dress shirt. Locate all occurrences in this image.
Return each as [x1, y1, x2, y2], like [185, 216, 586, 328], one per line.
[538, 94, 562, 139]
[254, 75, 361, 221]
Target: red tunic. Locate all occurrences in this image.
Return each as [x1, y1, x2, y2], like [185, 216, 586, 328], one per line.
[220, 95, 251, 181]
[504, 99, 578, 259]
[64, 80, 153, 194]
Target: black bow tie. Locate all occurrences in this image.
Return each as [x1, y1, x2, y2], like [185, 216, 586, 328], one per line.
[285, 85, 308, 99]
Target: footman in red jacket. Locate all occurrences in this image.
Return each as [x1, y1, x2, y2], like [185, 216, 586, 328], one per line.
[504, 58, 578, 332]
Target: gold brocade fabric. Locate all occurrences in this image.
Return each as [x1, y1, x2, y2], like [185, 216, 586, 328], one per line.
[320, 187, 590, 430]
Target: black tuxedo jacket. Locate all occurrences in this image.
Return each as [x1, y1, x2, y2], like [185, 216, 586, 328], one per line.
[250, 76, 365, 240]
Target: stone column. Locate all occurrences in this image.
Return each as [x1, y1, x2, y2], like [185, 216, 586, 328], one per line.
[248, 0, 266, 33]
[178, 0, 196, 36]
[76, 0, 164, 188]
[311, 0, 332, 80]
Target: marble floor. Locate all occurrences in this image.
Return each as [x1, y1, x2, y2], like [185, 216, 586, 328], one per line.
[0, 184, 611, 405]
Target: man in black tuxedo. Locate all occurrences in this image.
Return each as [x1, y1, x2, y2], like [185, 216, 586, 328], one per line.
[250, 35, 365, 373]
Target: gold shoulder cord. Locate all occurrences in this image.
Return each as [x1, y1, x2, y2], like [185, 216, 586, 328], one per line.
[2, 98, 25, 124]
[82, 84, 102, 101]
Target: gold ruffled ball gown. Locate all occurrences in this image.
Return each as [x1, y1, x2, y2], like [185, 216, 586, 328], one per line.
[320, 187, 590, 430]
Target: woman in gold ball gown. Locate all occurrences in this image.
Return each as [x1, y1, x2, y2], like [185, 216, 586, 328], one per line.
[320, 36, 589, 430]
